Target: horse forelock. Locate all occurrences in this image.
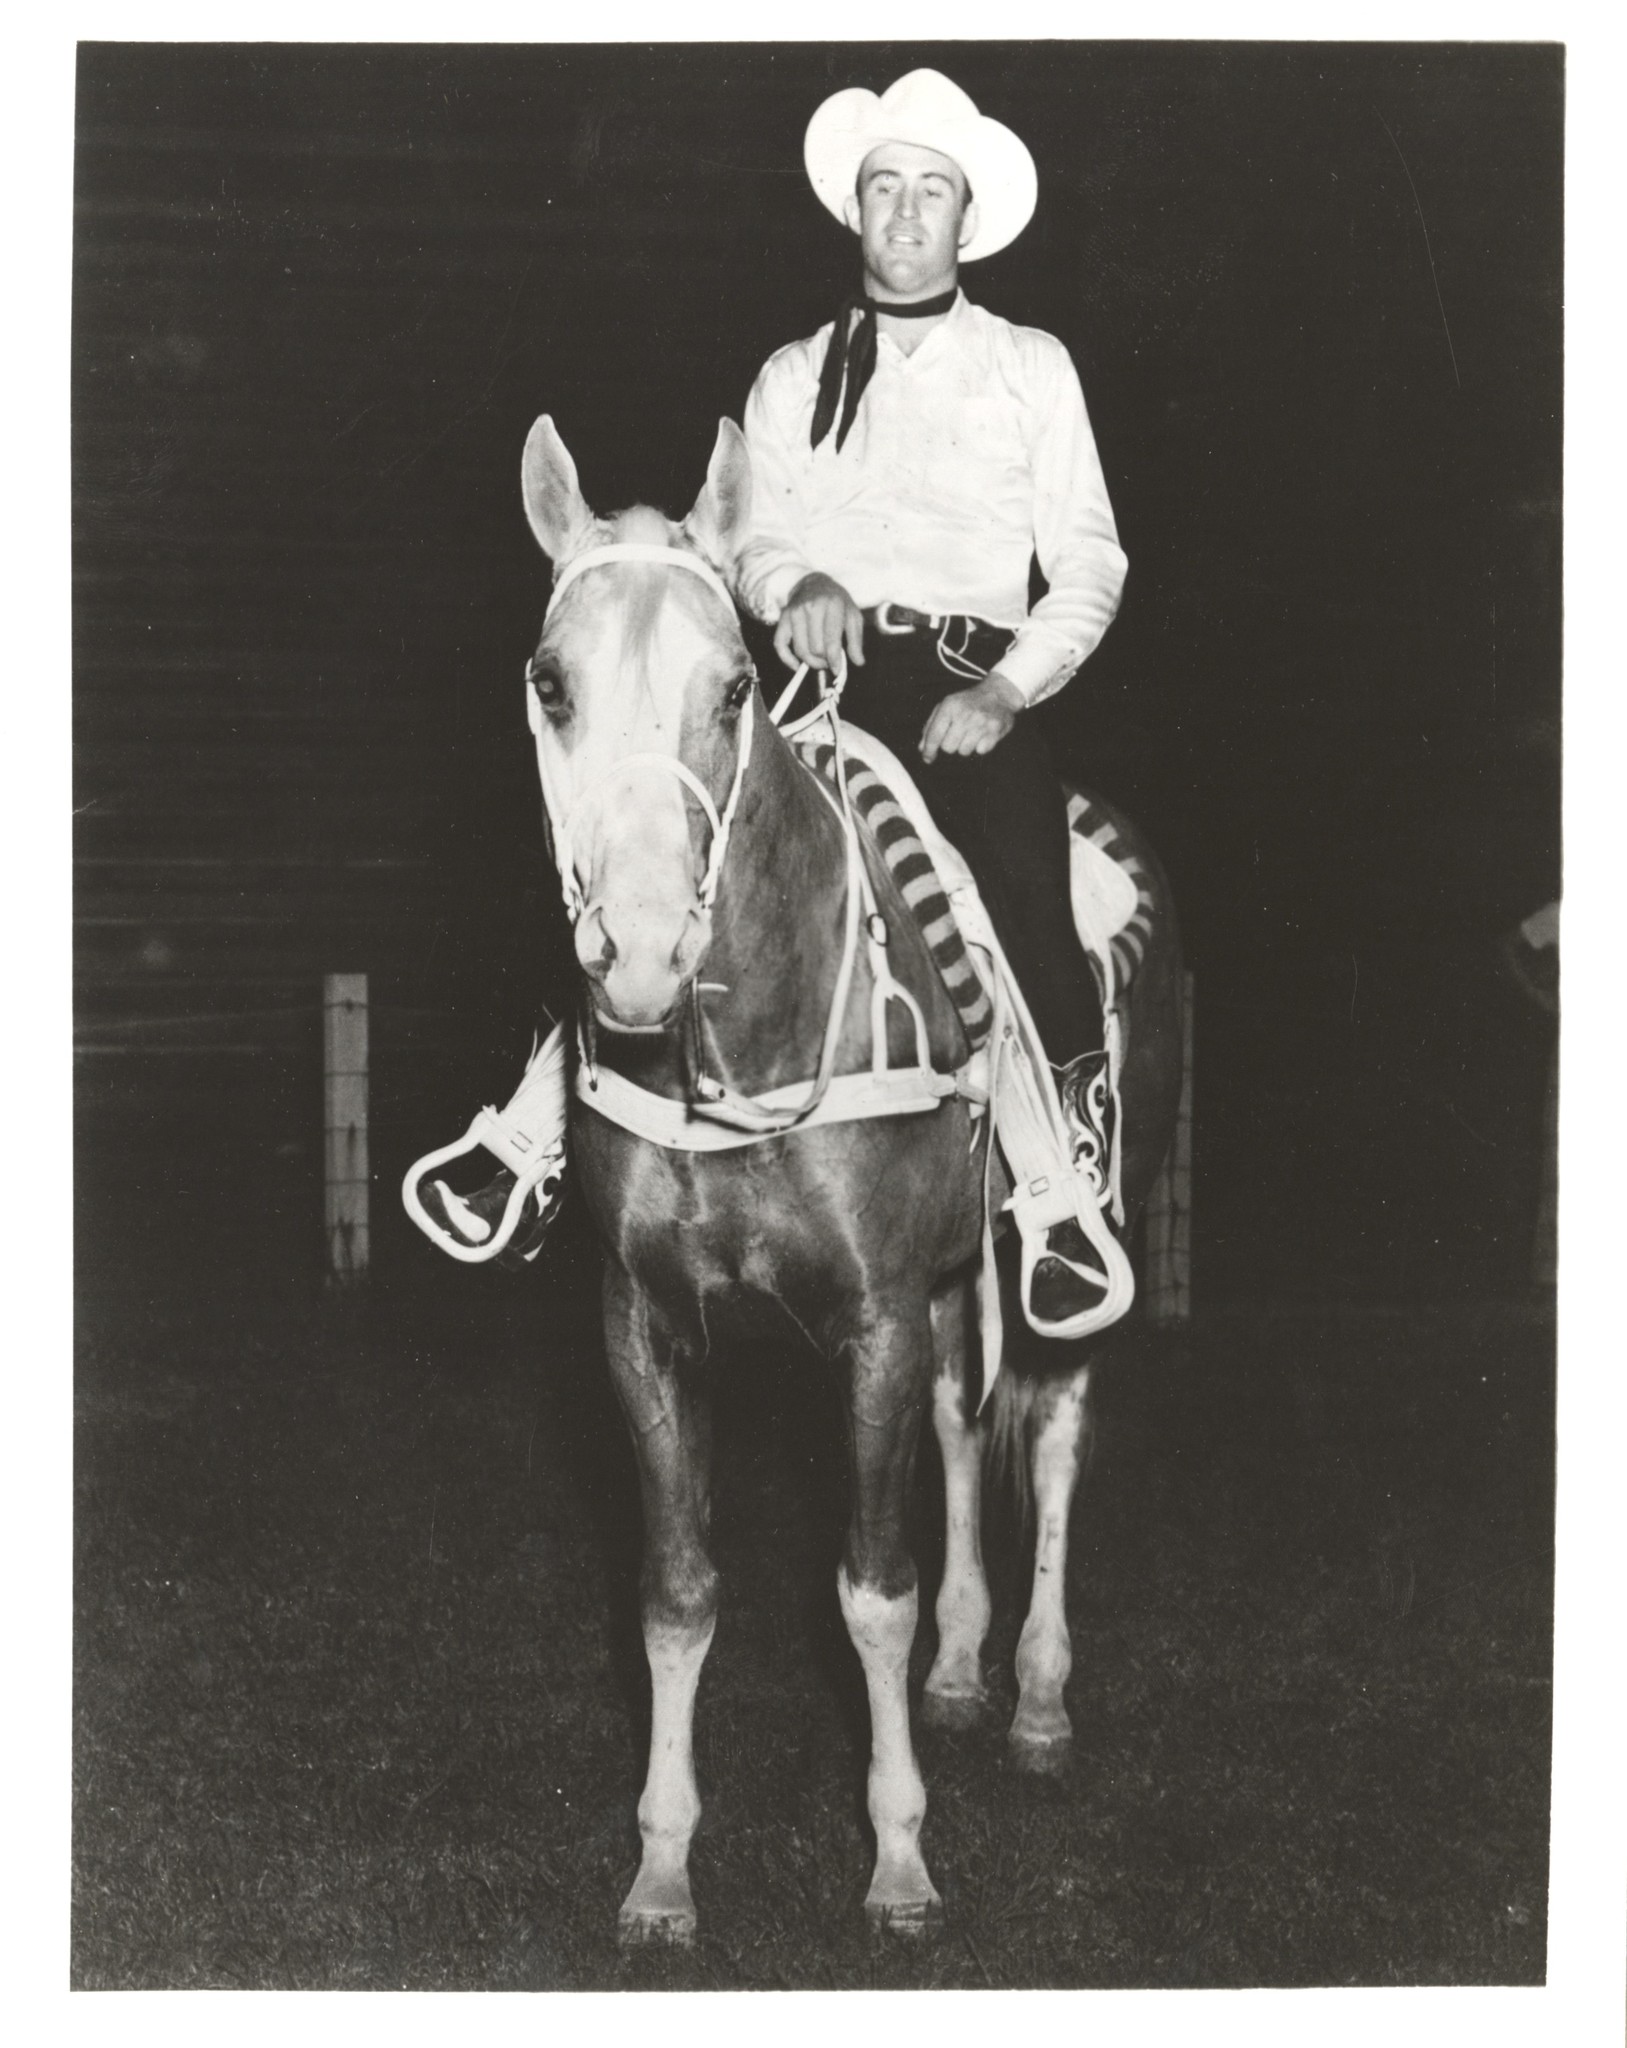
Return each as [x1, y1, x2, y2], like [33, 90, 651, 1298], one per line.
[545, 506, 740, 727]
[611, 504, 679, 547]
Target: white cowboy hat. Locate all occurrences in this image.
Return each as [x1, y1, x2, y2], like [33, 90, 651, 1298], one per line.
[804, 68, 1038, 263]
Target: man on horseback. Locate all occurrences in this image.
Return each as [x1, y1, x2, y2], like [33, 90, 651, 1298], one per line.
[735, 68, 1127, 1325]
[407, 67, 1131, 1331]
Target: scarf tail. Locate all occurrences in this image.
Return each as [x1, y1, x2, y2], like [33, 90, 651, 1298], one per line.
[809, 288, 958, 453]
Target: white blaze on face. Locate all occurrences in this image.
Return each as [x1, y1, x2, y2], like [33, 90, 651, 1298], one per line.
[541, 576, 726, 1028]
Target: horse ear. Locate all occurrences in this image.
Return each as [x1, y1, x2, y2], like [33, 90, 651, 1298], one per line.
[521, 415, 594, 561]
[682, 419, 753, 566]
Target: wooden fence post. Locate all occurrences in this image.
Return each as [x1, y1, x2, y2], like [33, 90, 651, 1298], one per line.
[323, 973, 369, 1284]
[1532, 1038, 1557, 1290]
[1144, 969, 1194, 1326]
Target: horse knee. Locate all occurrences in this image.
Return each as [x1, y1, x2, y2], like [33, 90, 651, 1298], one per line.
[843, 1521, 918, 1600]
[642, 1553, 718, 1635]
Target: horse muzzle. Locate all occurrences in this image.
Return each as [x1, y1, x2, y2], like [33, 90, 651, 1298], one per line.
[575, 897, 712, 1031]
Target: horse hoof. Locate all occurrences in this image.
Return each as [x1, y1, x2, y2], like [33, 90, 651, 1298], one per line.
[618, 1904, 697, 1950]
[921, 1684, 990, 1732]
[1008, 1728, 1072, 1776]
[866, 1895, 944, 1941]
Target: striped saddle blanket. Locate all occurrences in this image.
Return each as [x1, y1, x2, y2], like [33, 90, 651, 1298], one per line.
[796, 731, 1156, 1051]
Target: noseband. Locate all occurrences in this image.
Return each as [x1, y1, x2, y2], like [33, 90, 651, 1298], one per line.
[526, 543, 754, 924]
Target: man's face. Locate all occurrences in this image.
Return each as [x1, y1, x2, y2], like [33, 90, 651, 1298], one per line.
[843, 142, 979, 302]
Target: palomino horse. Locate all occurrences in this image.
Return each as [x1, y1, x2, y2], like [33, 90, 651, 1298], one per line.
[517, 414, 1183, 1945]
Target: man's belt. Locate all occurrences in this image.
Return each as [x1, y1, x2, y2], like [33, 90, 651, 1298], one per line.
[863, 603, 1015, 680]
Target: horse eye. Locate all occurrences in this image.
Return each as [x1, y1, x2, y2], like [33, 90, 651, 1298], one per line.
[726, 668, 757, 712]
[527, 657, 563, 707]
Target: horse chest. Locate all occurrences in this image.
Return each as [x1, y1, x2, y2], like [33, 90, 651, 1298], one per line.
[605, 1118, 981, 1313]
[626, 1168, 856, 1298]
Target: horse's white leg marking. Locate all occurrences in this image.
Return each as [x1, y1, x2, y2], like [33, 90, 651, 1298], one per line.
[924, 1353, 991, 1723]
[1010, 1372, 1090, 1765]
[619, 1612, 716, 1946]
[838, 1569, 941, 1932]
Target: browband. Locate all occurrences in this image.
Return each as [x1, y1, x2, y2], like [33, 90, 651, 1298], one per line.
[546, 542, 735, 620]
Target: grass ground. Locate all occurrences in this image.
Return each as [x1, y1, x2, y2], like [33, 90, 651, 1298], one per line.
[72, 1269, 1553, 1990]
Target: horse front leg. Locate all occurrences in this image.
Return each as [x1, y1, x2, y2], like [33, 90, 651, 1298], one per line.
[922, 1277, 992, 1728]
[1009, 1363, 1091, 1772]
[603, 1268, 718, 1949]
[838, 1305, 942, 1936]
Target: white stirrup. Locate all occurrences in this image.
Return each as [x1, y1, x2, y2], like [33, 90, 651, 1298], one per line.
[400, 1027, 568, 1263]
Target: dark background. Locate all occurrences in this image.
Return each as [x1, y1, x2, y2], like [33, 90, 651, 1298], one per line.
[68, 42, 1566, 1991]
[73, 41, 1562, 1310]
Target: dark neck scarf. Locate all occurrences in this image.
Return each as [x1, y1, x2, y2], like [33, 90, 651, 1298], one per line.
[809, 287, 959, 453]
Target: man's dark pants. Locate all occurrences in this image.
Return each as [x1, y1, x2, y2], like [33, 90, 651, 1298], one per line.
[839, 630, 1100, 1066]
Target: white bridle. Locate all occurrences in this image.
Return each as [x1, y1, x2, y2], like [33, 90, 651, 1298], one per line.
[526, 542, 754, 923]
[520, 539, 947, 1139]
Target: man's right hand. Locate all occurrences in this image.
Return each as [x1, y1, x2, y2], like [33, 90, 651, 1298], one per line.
[774, 572, 866, 672]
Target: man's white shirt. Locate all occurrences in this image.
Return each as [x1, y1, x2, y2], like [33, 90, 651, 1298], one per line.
[733, 292, 1128, 706]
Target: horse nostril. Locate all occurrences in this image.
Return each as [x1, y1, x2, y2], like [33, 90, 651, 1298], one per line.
[671, 906, 710, 978]
[576, 905, 617, 974]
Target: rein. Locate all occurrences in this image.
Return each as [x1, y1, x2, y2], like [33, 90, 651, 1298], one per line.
[527, 540, 956, 1143]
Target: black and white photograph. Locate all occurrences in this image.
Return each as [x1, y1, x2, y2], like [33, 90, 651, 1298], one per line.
[38, 6, 1621, 2030]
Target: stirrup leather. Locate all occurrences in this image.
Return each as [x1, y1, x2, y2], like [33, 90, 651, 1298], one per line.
[980, 998, 1135, 1345]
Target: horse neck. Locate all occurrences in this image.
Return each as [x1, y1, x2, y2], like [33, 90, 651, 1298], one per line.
[702, 708, 965, 1090]
[699, 713, 848, 1079]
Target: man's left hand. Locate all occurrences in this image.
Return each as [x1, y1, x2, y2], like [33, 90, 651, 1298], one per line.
[919, 673, 1026, 763]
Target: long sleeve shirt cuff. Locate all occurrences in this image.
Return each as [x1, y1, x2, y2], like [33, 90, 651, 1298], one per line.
[733, 549, 816, 626]
[992, 622, 1087, 706]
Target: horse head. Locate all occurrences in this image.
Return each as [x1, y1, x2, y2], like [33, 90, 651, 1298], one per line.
[521, 415, 757, 1031]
